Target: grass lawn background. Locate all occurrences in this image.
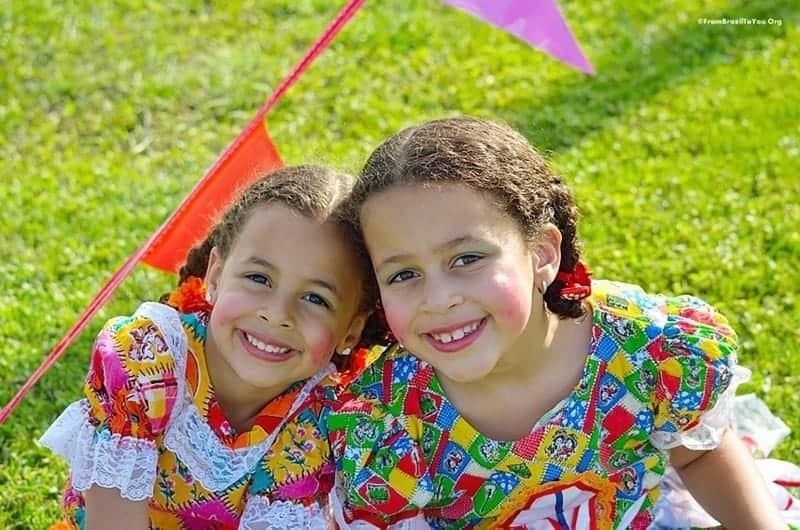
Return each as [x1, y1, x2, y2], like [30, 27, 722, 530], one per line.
[1, 0, 798, 526]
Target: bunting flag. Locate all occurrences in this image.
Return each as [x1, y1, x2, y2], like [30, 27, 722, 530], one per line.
[0, 0, 366, 425]
[142, 120, 283, 273]
[441, 0, 595, 74]
[1, 0, 595, 424]
[144, 0, 366, 274]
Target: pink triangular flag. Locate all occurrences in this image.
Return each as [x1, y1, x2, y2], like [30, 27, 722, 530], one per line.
[442, 0, 595, 74]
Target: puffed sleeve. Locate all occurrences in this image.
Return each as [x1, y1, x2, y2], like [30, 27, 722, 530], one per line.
[326, 355, 434, 529]
[649, 295, 750, 451]
[40, 302, 186, 501]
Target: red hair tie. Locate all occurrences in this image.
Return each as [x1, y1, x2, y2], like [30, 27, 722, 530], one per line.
[556, 261, 592, 301]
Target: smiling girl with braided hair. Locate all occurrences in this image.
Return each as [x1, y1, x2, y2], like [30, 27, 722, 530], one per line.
[325, 118, 789, 529]
[41, 165, 380, 529]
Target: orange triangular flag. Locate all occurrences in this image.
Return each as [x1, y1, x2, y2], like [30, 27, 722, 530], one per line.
[0, 0, 368, 426]
[142, 119, 283, 273]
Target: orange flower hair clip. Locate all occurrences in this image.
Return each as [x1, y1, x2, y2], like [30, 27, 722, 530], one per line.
[166, 276, 213, 313]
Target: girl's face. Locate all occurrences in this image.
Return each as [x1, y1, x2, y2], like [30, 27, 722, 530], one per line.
[362, 183, 551, 384]
[205, 204, 365, 395]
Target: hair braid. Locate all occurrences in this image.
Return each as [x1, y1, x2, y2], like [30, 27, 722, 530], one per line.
[543, 176, 585, 318]
[176, 225, 220, 286]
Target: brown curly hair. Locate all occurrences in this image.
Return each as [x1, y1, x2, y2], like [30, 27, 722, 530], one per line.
[166, 165, 387, 349]
[349, 117, 586, 319]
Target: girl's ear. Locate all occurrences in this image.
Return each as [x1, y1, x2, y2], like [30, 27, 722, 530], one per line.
[204, 247, 223, 303]
[337, 312, 369, 353]
[532, 223, 562, 285]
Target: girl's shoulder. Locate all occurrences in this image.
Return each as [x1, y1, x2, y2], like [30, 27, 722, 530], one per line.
[39, 302, 190, 501]
[589, 280, 747, 446]
[88, 302, 189, 429]
[324, 344, 433, 525]
[325, 343, 429, 453]
[591, 279, 685, 321]
[590, 279, 737, 363]
[99, 301, 189, 369]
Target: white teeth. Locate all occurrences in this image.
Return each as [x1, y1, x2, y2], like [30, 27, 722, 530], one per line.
[431, 321, 481, 344]
[245, 333, 290, 354]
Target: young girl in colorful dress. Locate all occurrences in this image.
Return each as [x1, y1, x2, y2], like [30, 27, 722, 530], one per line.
[326, 118, 791, 529]
[40, 165, 379, 529]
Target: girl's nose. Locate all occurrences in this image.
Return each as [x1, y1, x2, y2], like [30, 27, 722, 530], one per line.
[421, 280, 464, 313]
[258, 300, 294, 329]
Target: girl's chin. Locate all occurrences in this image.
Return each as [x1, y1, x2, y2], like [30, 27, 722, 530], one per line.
[430, 357, 497, 385]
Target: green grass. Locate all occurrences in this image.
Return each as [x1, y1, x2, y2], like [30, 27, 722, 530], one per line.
[1, 0, 798, 527]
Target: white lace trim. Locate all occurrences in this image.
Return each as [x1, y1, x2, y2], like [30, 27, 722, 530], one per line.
[39, 400, 158, 501]
[40, 302, 333, 500]
[138, 302, 189, 427]
[163, 365, 334, 492]
[651, 356, 751, 451]
[38, 303, 184, 501]
[239, 496, 331, 529]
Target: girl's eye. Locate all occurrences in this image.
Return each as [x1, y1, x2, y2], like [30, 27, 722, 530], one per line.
[452, 254, 483, 267]
[246, 273, 272, 286]
[303, 292, 331, 309]
[388, 270, 418, 285]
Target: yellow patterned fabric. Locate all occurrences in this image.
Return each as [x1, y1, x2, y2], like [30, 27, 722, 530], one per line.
[44, 304, 335, 529]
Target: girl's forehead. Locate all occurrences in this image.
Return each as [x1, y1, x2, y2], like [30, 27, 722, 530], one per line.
[361, 183, 525, 255]
[236, 203, 339, 239]
[362, 182, 511, 226]
[231, 205, 360, 279]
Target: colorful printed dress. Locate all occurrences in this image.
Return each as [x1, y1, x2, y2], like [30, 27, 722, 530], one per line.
[326, 281, 750, 529]
[41, 301, 335, 529]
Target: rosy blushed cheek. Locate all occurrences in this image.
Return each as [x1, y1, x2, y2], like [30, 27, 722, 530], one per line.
[306, 327, 338, 366]
[382, 302, 414, 344]
[209, 291, 252, 326]
[489, 271, 532, 331]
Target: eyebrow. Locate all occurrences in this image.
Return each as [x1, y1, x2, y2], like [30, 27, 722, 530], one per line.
[376, 235, 485, 269]
[246, 256, 341, 299]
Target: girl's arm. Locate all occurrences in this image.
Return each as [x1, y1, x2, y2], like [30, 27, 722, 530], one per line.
[39, 306, 182, 530]
[670, 427, 785, 530]
[84, 486, 149, 530]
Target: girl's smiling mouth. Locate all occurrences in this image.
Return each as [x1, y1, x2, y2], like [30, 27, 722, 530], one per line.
[423, 317, 487, 353]
[239, 330, 298, 361]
